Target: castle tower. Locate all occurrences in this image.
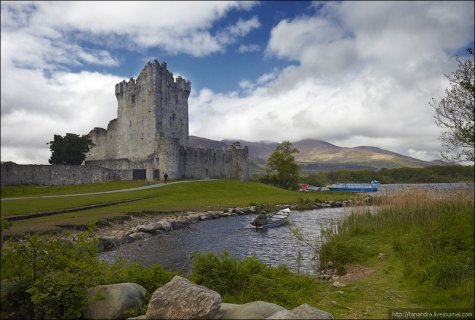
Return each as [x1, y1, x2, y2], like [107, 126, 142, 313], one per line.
[85, 59, 248, 182]
[107, 60, 191, 161]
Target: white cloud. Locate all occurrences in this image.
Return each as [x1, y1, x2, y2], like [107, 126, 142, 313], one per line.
[216, 16, 261, 50]
[0, 1, 260, 164]
[1, 67, 122, 164]
[1, 1, 259, 59]
[189, 1, 474, 161]
[238, 44, 260, 53]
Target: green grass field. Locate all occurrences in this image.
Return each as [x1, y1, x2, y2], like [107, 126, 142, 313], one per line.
[1, 179, 353, 235]
[0, 180, 159, 198]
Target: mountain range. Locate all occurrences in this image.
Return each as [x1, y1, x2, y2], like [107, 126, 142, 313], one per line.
[188, 136, 447, 174]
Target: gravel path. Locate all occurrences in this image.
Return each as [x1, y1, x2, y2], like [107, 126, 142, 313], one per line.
[1, 179, 212, 201]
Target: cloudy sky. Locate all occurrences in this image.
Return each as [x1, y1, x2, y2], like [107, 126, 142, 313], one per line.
[1, 1, 474, 164]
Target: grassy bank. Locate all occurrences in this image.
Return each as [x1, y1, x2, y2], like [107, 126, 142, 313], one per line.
[1, 180, 353, 235]
[320, 187, 474, 309]
[0, 180, 159, 198]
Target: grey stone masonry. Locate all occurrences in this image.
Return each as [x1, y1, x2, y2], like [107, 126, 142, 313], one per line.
[85, 59, 249, 181]
[0, 162, 132, 186]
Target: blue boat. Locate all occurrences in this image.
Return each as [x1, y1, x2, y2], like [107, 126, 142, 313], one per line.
[328, 180, 380, 192]
[251, 208, 290, 229]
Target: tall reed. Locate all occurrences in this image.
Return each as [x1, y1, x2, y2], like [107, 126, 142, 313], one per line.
[320, 185, 474, 307]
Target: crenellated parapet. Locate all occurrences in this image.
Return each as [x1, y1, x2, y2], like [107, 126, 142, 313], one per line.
[84, 59, 248, 182]
[115, 78, 137, 99]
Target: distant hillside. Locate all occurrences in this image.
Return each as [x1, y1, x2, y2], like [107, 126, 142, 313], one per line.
[189, 136, 448, 173]
[189, 136, 228, 149]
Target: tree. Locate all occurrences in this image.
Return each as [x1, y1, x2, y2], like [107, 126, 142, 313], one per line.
[430, 47, 475, 162]
[266, 141, 300, 188]
[48, 133, 95, 165]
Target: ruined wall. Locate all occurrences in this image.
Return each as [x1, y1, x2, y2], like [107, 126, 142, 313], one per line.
[87, 119, 119, 160]
[182, 146, 227, 179]
[181, 143, 249, 181]
[0, 163, 132, 186]
[225, 143, 249, 181]
[85, 157, 160, 181]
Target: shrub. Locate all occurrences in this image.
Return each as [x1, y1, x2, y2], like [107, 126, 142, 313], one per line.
[0, 231, 177, 319]
[1, 232, 102, 319]
[102, 259, 177, 294]
[189, 251, 320, 308]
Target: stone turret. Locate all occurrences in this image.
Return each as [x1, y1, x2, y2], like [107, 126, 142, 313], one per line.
[86, 59, 248, 181]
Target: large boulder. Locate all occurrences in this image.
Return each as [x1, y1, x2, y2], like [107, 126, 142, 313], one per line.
[83, 283, 147, 319]
[267, 303, 334, 319]
[215, 301, 285, 319]
[146, 276, 221, 319]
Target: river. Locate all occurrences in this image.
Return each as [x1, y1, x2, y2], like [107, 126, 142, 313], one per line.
[99, 207, 351, 275]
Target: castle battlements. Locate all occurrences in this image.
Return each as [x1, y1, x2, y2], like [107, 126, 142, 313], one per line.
[115, 60, 191, 99]
[86, 59, 248, 181]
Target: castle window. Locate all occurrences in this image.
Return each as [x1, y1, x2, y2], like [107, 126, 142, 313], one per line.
[130, 94, 136, 104]
[172, 112, 176, 121]
[130, 120, 132, 127]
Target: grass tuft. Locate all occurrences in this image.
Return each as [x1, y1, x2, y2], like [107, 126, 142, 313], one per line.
[320, 186, 474, 308]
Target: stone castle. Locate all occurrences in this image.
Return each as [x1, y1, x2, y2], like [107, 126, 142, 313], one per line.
[85, 60, 249, 181]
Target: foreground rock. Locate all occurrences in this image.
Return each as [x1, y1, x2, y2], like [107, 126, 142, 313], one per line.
[267, 303, 334, 319]
[84, 283, 146, 319]
[146, 276, 221, 319]
[215, 301, 285, 319]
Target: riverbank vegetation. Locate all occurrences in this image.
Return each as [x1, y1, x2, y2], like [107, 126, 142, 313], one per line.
[0, 231, 177, 319]
[0, 232, 419, 319]
[301, 165, 474, 185]
[320, 187, 474, 309]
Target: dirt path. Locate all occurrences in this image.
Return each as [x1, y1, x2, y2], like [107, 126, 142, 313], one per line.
[1, 179, 211, 201]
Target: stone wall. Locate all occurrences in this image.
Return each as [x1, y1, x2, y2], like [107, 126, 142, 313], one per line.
[182, 146, 227, 179]
[0, 163, 132, 186]
[85, 140, 249, 182]
[182, 143, 249, 181]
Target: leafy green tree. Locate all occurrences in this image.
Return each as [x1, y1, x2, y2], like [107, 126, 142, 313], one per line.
[266, 141, 300, 189]
[48, 133, 95, 165]
[430, 47, 475, 162]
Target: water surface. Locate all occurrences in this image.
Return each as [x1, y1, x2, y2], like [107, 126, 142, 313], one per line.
[100, 207, 349, 275]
